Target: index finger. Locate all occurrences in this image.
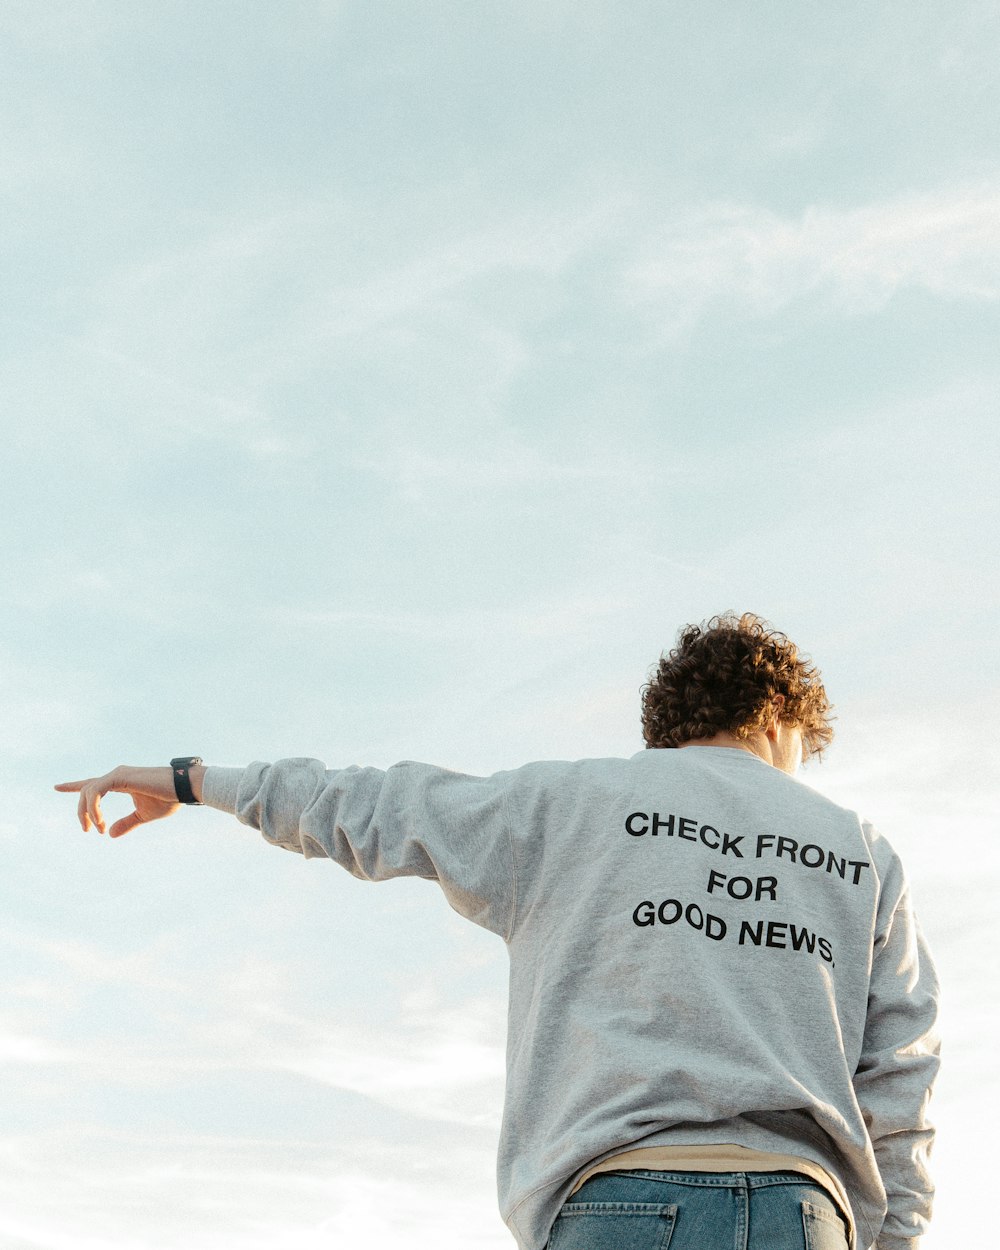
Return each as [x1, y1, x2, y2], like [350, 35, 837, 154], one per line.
[54, 780, 89, 792]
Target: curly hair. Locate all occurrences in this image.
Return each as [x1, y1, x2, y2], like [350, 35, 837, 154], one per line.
[641, 612, 834, 761]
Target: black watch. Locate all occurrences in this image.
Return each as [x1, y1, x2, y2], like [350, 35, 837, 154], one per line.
[170, 756, 204, 805]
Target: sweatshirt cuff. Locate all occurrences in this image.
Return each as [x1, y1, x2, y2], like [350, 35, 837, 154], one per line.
[202, 766, 244, 815]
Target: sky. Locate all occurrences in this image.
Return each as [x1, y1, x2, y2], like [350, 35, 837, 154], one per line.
[1, 1, 998, 1247]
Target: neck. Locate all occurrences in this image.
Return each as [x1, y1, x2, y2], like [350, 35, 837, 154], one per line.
[676, 731, 771, 765]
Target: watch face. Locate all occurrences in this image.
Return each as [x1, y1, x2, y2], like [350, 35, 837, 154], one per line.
[170, 756, 203, 768]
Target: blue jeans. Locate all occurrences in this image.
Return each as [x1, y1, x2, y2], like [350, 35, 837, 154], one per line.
[545, 1171, 850, 1250]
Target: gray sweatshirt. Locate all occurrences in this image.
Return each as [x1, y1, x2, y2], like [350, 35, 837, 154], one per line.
[204, 746, 939, 1250]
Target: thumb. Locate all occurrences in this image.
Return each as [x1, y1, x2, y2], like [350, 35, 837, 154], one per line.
[109, 811, 145, 839]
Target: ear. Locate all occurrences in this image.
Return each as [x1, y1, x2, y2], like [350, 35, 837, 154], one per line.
[764, 695, 786, 740]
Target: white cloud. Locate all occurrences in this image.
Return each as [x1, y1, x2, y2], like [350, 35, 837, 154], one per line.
[2, 927, 188, 997]
[626, 180, 1000, 329]
[268, 992, 506, 1128]
[0, 1131, 508, 1250]
[807, 708, 1000, 863]
[272, 594, 626, 643]
[78, 194, 621, 366]
[277, 1172, 510, 1250]
[315, 197, 625, 340]
[1, 920, 506, 1124]
[353, 435, 649, 497]
[0, 1034, 79, 1065]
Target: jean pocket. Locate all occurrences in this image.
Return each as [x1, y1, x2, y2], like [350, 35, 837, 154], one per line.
[547, 1201, 678, 1250]
[802, 1199, 849, 1250]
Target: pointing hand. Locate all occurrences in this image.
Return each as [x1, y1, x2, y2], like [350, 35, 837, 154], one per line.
[54, 767, 186, 838]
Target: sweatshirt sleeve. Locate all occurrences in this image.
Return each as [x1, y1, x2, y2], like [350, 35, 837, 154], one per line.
[854, 841, 941, 1250]
[203, 758, 516, 939]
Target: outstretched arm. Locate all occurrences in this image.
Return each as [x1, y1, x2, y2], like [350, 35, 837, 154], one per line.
[55, 765, 207, 838]
[57, 757, 516, 936]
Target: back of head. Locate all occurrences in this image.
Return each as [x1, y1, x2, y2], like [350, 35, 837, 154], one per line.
[641, 611, 834, 761]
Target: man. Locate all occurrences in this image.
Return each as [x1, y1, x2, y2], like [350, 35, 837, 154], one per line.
[57, 612, 939, 1250]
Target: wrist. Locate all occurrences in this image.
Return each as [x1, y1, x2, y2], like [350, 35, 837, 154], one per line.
[188, 765, 206, 804]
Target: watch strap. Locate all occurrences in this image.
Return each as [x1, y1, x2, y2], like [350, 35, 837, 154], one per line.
[170, 756, 203, 805]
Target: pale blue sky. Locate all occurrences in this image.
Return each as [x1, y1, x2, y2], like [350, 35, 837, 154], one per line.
[2, 2, 998, 1247]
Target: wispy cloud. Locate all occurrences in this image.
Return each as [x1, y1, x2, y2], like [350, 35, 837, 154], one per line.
[267, 992, 506, 1127]
[78, 194, 623, 367]
[352, 436, 652, 497]
[0, 1135, 512, 1250]
[0, 1034, 78, 1065]
[626, 180, 1000, 330]
[272, 594, 626, 642]
[808, 709, 1000, 852]
[1, 925, 506, 1122]
[0, 1129, 509, 1250]
[315, 197, 627, 340]
[805, 708, 998, 1104]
